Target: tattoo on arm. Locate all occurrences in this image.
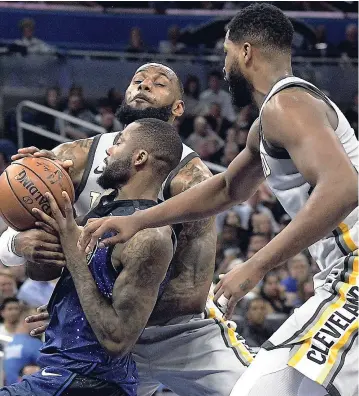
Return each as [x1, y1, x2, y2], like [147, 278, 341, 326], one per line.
[52, 139, 93, 187]
[170, 159, 215, 238]
[67, 228, 173, 356]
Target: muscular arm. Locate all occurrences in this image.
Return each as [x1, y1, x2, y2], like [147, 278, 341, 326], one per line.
[247, 90, 358, 273]
[66, 228, 174, 356]
[135, 119, 264, 229]
[52, 138, 93, 189]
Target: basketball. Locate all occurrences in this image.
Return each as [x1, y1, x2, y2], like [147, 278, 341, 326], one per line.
[0, 157, 75, 231]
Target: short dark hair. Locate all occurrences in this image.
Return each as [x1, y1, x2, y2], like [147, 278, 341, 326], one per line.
[0, 297, 19, 311]
[227, 3, 294, 52]
[132, 118, 182, 180]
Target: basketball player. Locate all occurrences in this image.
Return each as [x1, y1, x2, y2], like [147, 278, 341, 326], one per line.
[0, 63, 253, 395]
[0, 119, 182, 395]
[79, 5, 358, 396]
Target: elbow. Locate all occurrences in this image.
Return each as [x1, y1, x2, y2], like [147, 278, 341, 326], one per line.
[100, 337, 134, 357]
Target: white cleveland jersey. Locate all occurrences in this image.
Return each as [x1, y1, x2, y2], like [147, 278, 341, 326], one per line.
[74, 131, 198, 217]
[259, 76, 358, 288]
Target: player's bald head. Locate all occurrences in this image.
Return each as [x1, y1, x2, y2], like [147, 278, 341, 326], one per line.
[135, 63, 184, 100]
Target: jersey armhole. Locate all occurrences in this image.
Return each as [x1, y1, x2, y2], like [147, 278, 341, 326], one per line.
[75, 134, 102, 201]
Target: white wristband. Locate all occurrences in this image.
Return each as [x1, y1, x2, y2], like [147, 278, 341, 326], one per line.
[0, 228, 26, 266]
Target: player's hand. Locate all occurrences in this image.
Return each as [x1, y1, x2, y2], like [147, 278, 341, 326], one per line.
[32, 192, 80, 242]
[25, 304, 49, 337]
[78, 215, 141, 254]
[214, 260, 266, 320]
[14, 228, 65, 267]
[11, 146, 73, 172]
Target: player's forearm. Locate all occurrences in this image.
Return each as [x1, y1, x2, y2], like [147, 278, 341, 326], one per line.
[137, 173, 234, 229]
[65, 255, 128, 356]
[249, 182, 357, 272]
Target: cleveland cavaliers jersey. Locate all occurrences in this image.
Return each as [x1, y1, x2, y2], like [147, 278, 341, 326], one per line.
[74, 132, 198, 217]
[259, 76, 358, 288]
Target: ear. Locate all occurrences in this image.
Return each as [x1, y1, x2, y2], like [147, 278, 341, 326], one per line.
[134, 149, 149, 166]
[172, 100, 185, 118]
[243, 42, 253, 65]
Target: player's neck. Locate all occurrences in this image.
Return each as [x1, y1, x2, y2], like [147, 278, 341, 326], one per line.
[5, 321, 17, 333]
[115, 176, 160, 202]
[252, 62, 293, 108]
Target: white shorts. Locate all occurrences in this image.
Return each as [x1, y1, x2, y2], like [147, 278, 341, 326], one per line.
[233, 253, 358, 396]
[133, 293, 254, 396]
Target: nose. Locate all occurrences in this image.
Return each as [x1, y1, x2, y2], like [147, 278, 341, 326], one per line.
[107, 147, 114, 156]
[138, 77, 152, 91]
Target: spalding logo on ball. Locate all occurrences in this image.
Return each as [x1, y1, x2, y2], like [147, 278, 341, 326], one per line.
[0, 157, 75, 231]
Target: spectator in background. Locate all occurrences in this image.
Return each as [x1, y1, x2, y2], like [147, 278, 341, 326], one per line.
[126, 27, 148, 53]
[281, 253, 310, 307]
[95, 98, 122, 132]
[56, 94, 97, 139]
[35, 87, 61, 133]
[278, 214, 291, 232]
[186, 116, 224, 161]
[241, 297, 272, 349]
[249, 212, 274, 240]
[159, 25, 186, 54]
[108, 88, 123, 114]
[216, 189, 279, 236]
[14, 18, 55, 55]
[205, 103, 233, 140]
[345, 94, 358, 138]
[248, 233, 271, 252]
[183, 75, 204, 117]
[4, 307, 43, 385]
[260, 273, 292, 315]
[0, 271, 18, 303]
[216, 247, 243, 277]
[220, 224, 241, 250]
[200, 71, 236, 122]
[338, 23, 358, 58]
[0, 297, 21, 339]
[221, 142, 239, 167]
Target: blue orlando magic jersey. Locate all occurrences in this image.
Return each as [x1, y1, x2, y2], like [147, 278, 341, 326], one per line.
[38, 196, 176, 395]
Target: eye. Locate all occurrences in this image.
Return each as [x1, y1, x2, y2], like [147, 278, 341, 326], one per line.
[154, 82, 165, 87]
[134, 80, 142, 84]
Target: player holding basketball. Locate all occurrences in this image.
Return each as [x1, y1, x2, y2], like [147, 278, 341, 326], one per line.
[1, 63, 253, 395]
[79, 5, 358, 396]
[0, 119, 182, 395]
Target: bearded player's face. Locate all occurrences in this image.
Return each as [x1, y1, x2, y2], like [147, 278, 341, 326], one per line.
[117, 64, 184, 125]
[223, 32, 253, 108]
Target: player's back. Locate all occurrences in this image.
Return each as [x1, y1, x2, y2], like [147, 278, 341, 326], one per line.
[259, 76, 358, 286]
[39, 196, 176, 395]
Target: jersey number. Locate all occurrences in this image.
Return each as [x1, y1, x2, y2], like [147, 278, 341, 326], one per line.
[260, 153, 271, 178]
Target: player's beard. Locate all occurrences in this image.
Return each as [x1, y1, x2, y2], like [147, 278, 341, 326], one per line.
[227, 59, 253, 108]
[116, 102, 173, 125]
[97, 154, 133, 190]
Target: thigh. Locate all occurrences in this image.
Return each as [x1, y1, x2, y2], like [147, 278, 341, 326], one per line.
[230, 348, 327, 396]
[138, 317, 251, 396]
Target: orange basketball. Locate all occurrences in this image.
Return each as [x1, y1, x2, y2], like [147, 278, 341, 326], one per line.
[0, 157, 75, 231]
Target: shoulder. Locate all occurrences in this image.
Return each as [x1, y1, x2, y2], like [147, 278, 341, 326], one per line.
[118, 226, 174, 265]
[170, 157, 212, 196]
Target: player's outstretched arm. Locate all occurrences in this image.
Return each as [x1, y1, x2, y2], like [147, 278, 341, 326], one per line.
[78, 119, 264, 252]
[213, 90, 358, 319]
